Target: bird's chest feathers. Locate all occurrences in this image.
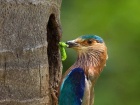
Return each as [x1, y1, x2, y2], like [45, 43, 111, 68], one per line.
[86, 66, 97, 81]
[86, 64, 103, 82]
[88, 67, 95, 80]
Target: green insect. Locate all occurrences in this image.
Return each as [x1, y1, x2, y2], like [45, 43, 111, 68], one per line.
[59, 42, 68, 61]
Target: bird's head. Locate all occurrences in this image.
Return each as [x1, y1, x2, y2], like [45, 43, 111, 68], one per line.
[66, 34, 108, 78]
[66, 35, 107, 56]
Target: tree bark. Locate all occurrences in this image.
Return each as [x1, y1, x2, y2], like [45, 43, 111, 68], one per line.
[0, 0, 62, 105]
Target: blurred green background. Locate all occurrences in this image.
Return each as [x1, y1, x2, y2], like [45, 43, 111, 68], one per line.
[60, 0, 140, 105]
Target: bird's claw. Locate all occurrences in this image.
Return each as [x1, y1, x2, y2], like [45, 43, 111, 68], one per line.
[50, 86, 58, 105]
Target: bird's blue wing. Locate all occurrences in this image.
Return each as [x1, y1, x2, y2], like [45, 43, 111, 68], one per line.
[59, 68, 85, 105]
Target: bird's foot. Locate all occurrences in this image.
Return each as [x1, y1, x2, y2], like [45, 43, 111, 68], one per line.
[50, 86, 58, 105]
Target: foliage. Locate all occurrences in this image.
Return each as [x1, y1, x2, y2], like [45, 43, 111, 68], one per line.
[61, 0, 140, 105]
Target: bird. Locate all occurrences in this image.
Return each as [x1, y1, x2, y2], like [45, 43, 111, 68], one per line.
[58, 35, 108, 105]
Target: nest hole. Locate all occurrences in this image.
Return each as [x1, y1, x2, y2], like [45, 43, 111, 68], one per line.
[47, 14, 61, 89]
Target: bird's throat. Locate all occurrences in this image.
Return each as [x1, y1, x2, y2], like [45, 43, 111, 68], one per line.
[72, 49, 107, 80]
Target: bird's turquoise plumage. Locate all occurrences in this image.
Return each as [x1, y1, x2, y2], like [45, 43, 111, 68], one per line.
[59, 68, 86, 105]
[80, 35, 104, 43]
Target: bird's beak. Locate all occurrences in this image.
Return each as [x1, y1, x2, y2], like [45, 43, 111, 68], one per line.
[66, 40, 79, 48]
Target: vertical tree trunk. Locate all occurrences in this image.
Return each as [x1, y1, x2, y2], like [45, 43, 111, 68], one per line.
[0, 0, 62, 105]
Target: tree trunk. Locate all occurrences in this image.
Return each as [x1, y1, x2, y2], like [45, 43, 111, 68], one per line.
[0, 0, 62, 105]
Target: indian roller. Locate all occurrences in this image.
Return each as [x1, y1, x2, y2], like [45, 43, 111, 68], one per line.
[58, 35, 108, 105]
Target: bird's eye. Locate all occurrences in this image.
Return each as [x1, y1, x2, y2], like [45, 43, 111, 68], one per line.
[87, 40, 92, 44]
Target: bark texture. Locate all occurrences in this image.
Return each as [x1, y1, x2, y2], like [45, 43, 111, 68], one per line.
[0, 0, 62, 105]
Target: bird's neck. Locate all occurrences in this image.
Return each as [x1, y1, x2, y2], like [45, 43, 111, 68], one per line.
[71, 48, 107, 79]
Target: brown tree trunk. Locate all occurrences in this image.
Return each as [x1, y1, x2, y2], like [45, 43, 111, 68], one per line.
[0, 0, 62, 105]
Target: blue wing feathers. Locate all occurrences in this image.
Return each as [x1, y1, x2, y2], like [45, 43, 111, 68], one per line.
[59, 68, 85, 105]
